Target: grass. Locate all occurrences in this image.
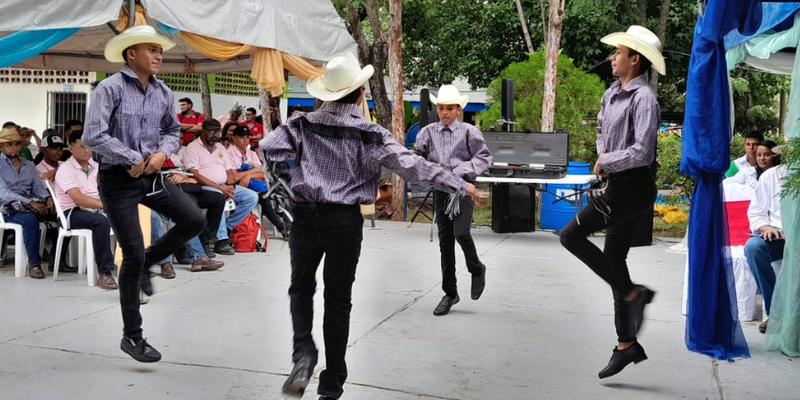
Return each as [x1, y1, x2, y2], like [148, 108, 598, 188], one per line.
[652, 202, 690, 238]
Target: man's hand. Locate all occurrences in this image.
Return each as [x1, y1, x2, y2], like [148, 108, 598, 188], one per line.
[46, 197, 55, 213]
[238, 177, 250, 188]
[466, 183, 480, 206]
[143, 152, 168, 175]
[759, 226, 785, 241]
[41, 169, 57, 182]
[30, 202, 47, 215]
[593, 161, 603, 176]
[221, 184, 235, 199]
[128, 160, 145, 178]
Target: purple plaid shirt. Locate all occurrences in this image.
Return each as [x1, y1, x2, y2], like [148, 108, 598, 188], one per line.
[259, 102, 467, 205]
[83, 66, 180, 167]
[413, 119, 493, 182]
[596, 75, 660, 173]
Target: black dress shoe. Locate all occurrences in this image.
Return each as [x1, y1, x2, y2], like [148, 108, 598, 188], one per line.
[433, 295, 460, 316]
[626, 285, 656, 335]
[282, 356, 316, 396]
[139, 271, 154, 296]
[120, 336, 162, 363]
[598, 342, 647, 379]
[319, 397, 337, 400]
[471, 267, 486, 300]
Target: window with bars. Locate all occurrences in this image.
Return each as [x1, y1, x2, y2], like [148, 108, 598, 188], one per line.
[47, 91, 87, 137]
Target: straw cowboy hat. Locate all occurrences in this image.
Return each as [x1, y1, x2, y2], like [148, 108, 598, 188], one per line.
[306, 53, 374, 102]
[104, 25, 176, 63]
[430, 85, 469, 109]
[0, 127, 22, 144]
[601, 25, 666, 75]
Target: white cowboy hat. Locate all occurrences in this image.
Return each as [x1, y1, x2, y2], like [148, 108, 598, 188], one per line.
[430, 84, 468, 109]
[104, 25, 176, 63]
[601, 25, 666, 75]
[306, 53, 374, 102]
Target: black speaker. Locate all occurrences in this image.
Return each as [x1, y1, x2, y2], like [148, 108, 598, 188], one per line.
[491, 183, 536, 233]
[501, 79, 514, 131]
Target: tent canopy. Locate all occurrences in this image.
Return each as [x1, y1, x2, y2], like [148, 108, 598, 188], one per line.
[0, 0, 355, 74]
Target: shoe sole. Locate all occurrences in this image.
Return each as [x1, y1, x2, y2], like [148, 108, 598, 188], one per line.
[282, 378, 310, 396]
[120, 345, 161, 363]
[598, 351, 648, 379]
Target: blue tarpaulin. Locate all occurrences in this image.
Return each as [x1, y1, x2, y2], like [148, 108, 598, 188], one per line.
[0, 29, 78, 70]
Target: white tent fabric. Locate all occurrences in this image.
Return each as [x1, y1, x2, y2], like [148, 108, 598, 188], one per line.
[0, 0, 355, 73]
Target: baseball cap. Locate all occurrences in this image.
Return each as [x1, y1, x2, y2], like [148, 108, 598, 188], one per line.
[42, 135, 67, 148]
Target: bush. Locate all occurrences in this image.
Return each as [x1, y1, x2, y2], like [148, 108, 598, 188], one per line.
[657, 135, 695, 196]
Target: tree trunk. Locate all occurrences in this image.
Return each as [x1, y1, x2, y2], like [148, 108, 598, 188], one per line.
[388, 0, 405, 221]
[637, 0, 647, 25]
[269, 95, 282, 126]
[198, 73, 212, 119]
[649, 0, 671, 89]
[780, 90, 788, 134]
[541, 0, 566, 132]
[516, 0, 535, 54]
[258, 88, 270, 131]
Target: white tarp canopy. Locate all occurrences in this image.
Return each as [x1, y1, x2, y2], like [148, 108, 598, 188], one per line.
[0, 0, 355, 73]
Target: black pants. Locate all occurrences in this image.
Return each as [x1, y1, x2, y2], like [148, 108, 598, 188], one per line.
[289, 203, 363, 399]
[98, 168, 206, 338]
[66, 208, 115, 274]
[179, 183, 225, 242]
[434, 191, 485, 298]
[258, 195, 285, 232]
[559, 167, 656, 343]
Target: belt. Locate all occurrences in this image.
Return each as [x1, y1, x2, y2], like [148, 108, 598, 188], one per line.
[607, 166, 653, 181]
[293, 202, 360, 212]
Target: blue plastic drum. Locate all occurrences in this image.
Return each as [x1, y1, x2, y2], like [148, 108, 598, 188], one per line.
[540, 162, 591, 231]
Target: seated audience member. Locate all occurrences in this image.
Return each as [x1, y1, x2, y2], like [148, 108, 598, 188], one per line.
[36, 134, 68, 184]
[18, 127, 41, 162]
[60, 120, 83, 161]
[177, 97, 204, 146]
[726, 131, 764, 177]
[745, 154, 789, 334]
[217, 105, 243, 126]
[182, 120, 258, 255]
[228, 126, 288, 239]
[221, 121, 238, 150]
[726, 140, 780, 189]
[240, 107, 265, 147]
[0, 127, 63, 279]
[53, 131, 118, 289]
[150, 210, 224, 277]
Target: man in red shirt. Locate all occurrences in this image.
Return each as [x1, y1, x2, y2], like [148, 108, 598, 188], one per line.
[177, 97, 204, 146]
[240, 107, 264, 147]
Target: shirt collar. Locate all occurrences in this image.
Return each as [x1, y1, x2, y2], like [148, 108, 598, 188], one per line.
[318, 102, 364, 118]
[438, 119, 460, 132]
[67, 156, 94, 172]
[120, 65, 157, 86]
[615, 75, 648, 93]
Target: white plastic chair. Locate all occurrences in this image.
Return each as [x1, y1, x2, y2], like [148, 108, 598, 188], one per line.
[0, 212, 29, 277]
[45, 181, 96, 286]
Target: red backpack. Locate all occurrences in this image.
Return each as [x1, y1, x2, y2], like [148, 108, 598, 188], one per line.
[231, 214, 269, 253]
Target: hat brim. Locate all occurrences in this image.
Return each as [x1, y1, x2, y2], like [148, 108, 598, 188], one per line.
[43, 144, 67, 149]
[306, 65, 374, 102]
[772, 144, 788, 155]
[105, 31, 176, 63]
[429, 94, 468, 109]
[601, 33, 666, 75]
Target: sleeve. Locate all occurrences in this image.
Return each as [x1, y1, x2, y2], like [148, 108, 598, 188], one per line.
[0, 177, 30, 205]
[375, 131, 467, 194]
[249, 149, 263, 167]
[748, 172, 774, 233]
[452, 128, 493, 181]
[413, 127, 431, 158]
[55, 165, 79, 192]
[181, 144, 200, 171]
[595, 95, 606, 154]
[222, 147, 236, 171]
[31, 167, 50, 200]
[82, 83, 143, 165]
[197, 113, 205, 123]
[260, 123, 297, 162]
[157, 91, 180, 157]
[596, 92, 660, 173]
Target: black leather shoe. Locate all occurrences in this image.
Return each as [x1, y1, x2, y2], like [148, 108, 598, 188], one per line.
[598, 342, 647, 379]
[214, 239, 235, 255]
[471, 267, 486, 300]
[319, 397, 337, 400]
[433, 295, 460, 316]
[282, 356, 316, 396]
[626, 285, 656, 335]
[139, 271, 154, 296]
[120, 336, 162, 363]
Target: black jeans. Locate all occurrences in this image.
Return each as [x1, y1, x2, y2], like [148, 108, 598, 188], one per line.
[66, 208, 115, 274]
[98, 167, 206, 338]
[559, 167, 656, 343]
[258, 195, 285, 232]
[289, 203, 363, 399]
[434, 191, 485, 298]
[179, 183, 225, 242]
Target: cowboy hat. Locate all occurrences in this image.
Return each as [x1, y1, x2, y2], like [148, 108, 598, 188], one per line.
[601, 25, 666, 75]
[104, 25, 176, 63]
[0, 127, 22, 144]
[306, 53, 374, 102]
[430, 85, 468, 109]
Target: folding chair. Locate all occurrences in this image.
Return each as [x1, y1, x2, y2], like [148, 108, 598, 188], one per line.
[45, 181, 96, 286]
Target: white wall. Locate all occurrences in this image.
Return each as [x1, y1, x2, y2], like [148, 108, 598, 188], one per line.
[173, 92, 288, 123]
[0, 81, 95, 135]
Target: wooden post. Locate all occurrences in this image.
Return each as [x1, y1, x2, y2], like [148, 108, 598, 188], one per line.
[198, 73, 212, 119]
[388, 0, 405, 221]
[541, 0, 566, 132]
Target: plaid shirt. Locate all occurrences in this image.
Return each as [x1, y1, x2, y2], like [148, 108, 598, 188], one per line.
[84, 65, 180, 167]
[260, 102, 467, 205]
[0, 154, 50, 207]
[596, 75, 660, 173]
[414, 119, 493, 182]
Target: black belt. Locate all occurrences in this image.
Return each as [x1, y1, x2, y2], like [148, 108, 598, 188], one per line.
[608, 166, 653, 181]
[293, 202, 360, 212]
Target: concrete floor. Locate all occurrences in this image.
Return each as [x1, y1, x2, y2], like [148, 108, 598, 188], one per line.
[0, 222, 796, 400]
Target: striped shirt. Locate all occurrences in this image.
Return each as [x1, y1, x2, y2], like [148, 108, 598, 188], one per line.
[414, 119, 493, 182]
[596, 75, 660, 173]
[0, 154, 50, 207]
[83, 65, 180, 167]
[259, 102, 467, 205]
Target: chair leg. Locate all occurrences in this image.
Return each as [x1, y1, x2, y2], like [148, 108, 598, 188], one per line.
[52, 234, 65, 282]
[430, 211, 436, 243]
[85, 233, 96, 287]
[14, 227, 28, 278]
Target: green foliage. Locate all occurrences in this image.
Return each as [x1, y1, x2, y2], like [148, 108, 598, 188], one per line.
[478, 50, 605, 135]
[781, 138, 800, 200]
[745, 105, 780, 132]
[730, 69, 789, 135]
[656, 135, 695, 196]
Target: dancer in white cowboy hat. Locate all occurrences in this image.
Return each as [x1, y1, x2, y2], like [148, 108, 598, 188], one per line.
[559, 25, 664, 379]
[83, 25, 207, 363]
[260, 53, 480, 400]
[414, 84, 493, 316]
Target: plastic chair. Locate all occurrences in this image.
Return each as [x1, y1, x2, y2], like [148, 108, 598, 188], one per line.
[0, 212, 29, 277]
[45, 181, 96, 286]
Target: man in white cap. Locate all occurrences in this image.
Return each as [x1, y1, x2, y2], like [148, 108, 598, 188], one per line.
[83, 25, 206, 364]
[559, 25, 664, 379]
[414, 84, 493, 316]
[261, 53, 480, 400]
